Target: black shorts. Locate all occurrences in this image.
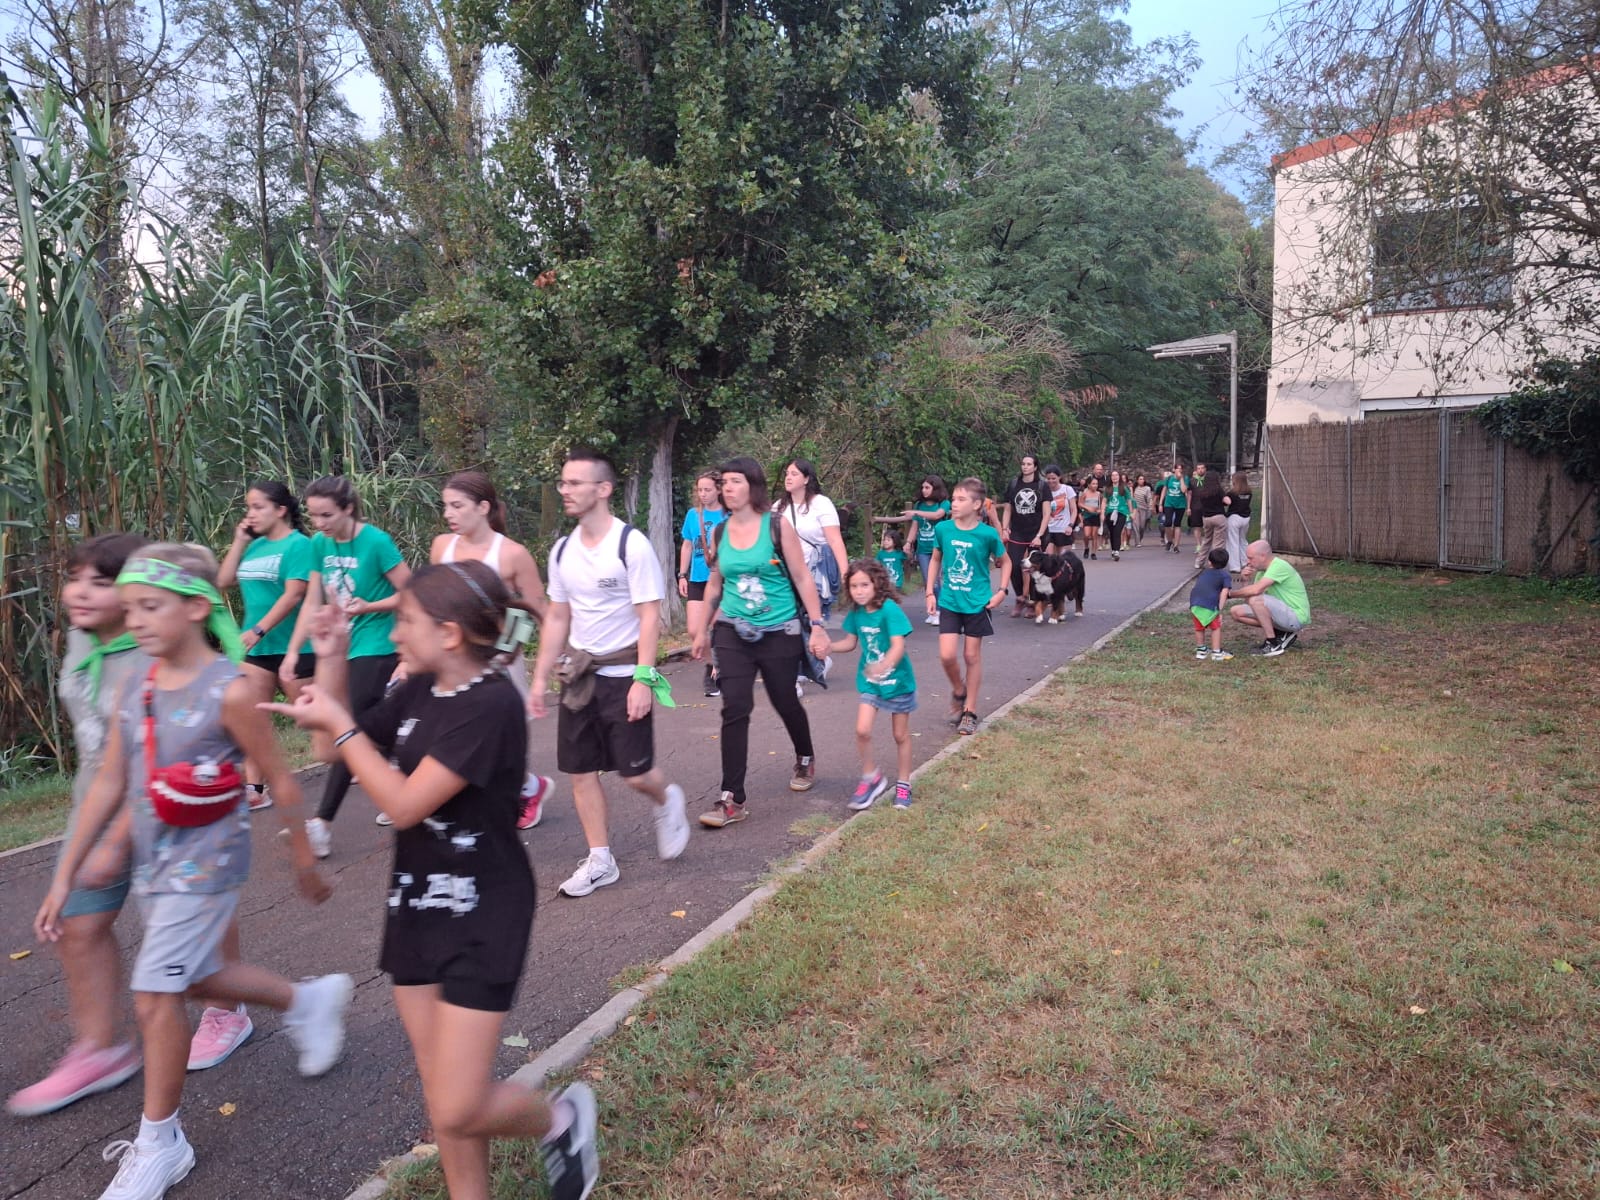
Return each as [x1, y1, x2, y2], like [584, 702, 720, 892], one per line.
[243, 652, 316, 680]
[938, 608, 995, 638]
[556, 673, 655, 777]
[685, 579, 708, 602]
[389, 965, 520, 1012]
[1080, 511, 1101, 528]
[1161, 508, 1186, 528]
[1042, 530, 1072, 549]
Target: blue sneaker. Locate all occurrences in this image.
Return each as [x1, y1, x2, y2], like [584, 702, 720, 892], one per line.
[892, 781, 912, 809]
[848, 773, 888, 811]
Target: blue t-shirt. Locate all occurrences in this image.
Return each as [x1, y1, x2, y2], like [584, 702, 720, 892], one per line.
[679, 508, 728, 584]
[1189, 567, 1232, 613]
[842, 599, 916, 698]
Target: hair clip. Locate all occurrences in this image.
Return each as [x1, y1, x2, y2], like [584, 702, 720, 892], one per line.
[496, 609, 536, 654]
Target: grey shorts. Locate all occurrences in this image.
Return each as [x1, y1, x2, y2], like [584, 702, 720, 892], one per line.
[1262, 595, 1305, 633]
[131, 891, 239, 993]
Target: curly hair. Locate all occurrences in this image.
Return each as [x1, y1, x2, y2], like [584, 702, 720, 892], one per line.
[844, 558, 896, 610]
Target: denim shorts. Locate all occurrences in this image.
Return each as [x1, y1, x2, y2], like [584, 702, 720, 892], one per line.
[62, 876, 132, 918]
[861, 690, 918, 714]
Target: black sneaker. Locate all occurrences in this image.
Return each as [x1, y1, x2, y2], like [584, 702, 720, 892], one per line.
[1250, 637, 1279, 656]
[1260, 635, 1289, 657]
[542, 1082, 600, 1200]
[1278, 629, 1299, 651]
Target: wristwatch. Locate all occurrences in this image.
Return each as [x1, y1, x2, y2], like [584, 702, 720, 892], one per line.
[250, 626, 266, 639]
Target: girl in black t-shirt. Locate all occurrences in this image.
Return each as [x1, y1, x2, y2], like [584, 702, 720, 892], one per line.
[266, 562, 599, 1200]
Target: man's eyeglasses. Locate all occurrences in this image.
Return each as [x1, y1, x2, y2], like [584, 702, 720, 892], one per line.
[556, 478, 601, 492]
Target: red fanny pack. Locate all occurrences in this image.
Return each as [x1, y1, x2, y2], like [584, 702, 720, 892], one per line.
[142, 665, 243, 828]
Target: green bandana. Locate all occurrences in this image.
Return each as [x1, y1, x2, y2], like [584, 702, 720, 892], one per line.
[71, 631, 140, 704]
[116, 557, 246, 663]
[631, 665, 677, 708]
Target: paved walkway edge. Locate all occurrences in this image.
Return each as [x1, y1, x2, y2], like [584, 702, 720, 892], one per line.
[341, 574, 1193, 1200]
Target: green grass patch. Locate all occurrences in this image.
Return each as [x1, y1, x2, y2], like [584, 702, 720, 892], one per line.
[384, 565, 1600, 1199]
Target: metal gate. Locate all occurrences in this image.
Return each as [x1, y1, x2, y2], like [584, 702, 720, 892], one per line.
[1439, 410, 1503, 570]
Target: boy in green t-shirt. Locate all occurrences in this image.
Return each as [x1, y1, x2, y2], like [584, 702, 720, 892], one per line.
[831, 558, 918, 810]
[925, 477, 1007, 737]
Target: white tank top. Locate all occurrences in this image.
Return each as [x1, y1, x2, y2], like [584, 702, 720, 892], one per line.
[442, 532, 505, 578]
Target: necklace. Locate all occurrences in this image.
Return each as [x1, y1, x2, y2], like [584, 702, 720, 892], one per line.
[430, 665, 499, 698]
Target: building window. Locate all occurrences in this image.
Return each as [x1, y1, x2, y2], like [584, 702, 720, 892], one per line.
[1371, 204, 1511, 312]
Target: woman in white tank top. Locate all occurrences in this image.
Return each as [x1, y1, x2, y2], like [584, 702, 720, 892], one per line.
[427, 471, 554, 826]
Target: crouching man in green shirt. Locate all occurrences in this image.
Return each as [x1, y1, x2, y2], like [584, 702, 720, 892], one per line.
[1228, 539, 1311, 658]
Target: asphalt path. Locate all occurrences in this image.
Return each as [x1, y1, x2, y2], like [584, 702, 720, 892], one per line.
[0, 541, 1196, 1200]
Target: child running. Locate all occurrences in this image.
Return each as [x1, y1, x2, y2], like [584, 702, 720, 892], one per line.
[829, 559, 917, 810]
[267, 562, 600, 1200]
[1190, 549, 1234, 662]
[925, 477, 1007, 736]
[34, 544, 350, 1200]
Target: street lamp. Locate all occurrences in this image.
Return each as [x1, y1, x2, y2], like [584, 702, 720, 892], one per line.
[1147, 331, 1238, 476]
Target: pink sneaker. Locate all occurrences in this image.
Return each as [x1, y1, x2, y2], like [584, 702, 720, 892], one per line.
[6, 1042, 141, 1116]
[518, 774, 553, 829]
[187, 1006, 253, 1071]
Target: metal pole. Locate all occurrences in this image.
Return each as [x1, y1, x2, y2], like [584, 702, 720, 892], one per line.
[1227, 331, 1238, 477]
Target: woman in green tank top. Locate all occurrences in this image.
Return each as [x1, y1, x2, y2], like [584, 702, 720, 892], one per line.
[691, 457, 832, 830]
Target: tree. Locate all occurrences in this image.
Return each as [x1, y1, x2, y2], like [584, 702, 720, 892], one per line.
[1245, 0, 1600, 379]
[471, 0, 989, 611]
[943, 0, 1269, 460]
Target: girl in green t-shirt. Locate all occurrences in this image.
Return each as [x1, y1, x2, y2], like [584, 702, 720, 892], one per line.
[1104, 470, 1133, 561]
[218, 481, 315, 812]
[282, 475, 411, 858]
[873, 475, 949, 625]
[828, 558, 918, 810]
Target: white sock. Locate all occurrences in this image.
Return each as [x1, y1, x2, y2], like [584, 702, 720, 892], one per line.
[139, 1112, 181, 1145]
[286, 979, 320, 1021]
[541, 1096, 577, 1144]
[590, 846, 613, 865]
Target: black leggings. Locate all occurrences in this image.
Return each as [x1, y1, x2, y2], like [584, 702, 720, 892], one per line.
[711, 622, 814, 805]
[1005, 540, 1031, 598]
[1105, 512, 1127, 553]
[317, 653, 399, 821]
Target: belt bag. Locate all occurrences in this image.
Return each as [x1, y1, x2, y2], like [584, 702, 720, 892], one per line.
[142, 666, 243, 828]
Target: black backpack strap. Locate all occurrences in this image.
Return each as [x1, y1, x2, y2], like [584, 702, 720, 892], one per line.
[554, 534, 569, 565]
[555, 521, 634, 567]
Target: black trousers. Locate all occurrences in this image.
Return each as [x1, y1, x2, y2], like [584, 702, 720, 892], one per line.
[1105, 511, 1127, 553]
[317, 653, 399, 821]
[1005, 540, 1031, 598]
[712, 623, 814, 805]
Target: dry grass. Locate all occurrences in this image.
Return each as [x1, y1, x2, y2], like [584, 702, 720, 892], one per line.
[387, 564, 1600, 1199]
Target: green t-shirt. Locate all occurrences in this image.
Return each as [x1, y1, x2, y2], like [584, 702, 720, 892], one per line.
[843, 598, 916, 698]
[931, 519, 1005, 614]
[237, 531, 314, 658]
[716, 515, 798, 627]
[1262, 557, 1312, 625]
[1107, 486, 1132, 516]
[911, 501, 950, 551]
[1161, 475, 1188, 508]
[875, 548, 905, 589]
[311, 524, 405, 658]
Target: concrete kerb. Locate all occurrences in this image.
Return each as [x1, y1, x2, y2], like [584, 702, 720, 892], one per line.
[343, 573, 1195, 1200]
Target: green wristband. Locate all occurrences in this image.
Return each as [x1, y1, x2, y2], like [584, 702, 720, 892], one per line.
[632, 665, 677, 708]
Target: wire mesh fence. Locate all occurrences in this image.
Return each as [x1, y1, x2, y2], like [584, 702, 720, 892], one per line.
[1266, 411, 1596, 576]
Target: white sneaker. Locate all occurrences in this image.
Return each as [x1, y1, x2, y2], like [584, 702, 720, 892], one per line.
[305, 818, 332, 859]
[559, 851, 620, 898]
[655, 784, 690, 861]
[284, 974, 353, 1077]
[924, 612, 939, 625]
[99, 1128, 195, 1200]
[1034, 614, 1044, 624]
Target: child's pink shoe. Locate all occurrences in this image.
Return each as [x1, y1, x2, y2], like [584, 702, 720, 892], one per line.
[6, 1042, 141, 1116]
[187, 1006, 254, 1071]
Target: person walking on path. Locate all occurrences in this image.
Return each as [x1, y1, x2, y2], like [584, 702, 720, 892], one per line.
[1223, 472, 1253, 573]
[692, 457, 833, 829]
[829, 559, 918, 810]
[218, 483, 315, 815]
[998, 454, 1049, 615]
[1043, 465, 1076, 553]
[265, 569, 600, 1200]
[678, 470, 727, 697]
[430, 470, 554, 830]
[1186, 463, 1212, 558]
[1158, 465, 1189, 553]
[876, 476, 950, 625]
[282, 476, 411, 859]
[527, 451, 690, 898]
[1103, 470, 1133, 561]
[926, 477, 1007, 736]
[9, 534, 152, 1118]
[776, 459, 849, 624]
[1077, 477, 1104, 559]
[1228, 539, 1313, 656]
[1192, 466, 1228, 569]
[1132, 474, 1155, 546]
[34, 544, 349, 1200]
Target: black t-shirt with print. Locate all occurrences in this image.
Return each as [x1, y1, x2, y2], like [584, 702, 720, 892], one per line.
[358, 671, 535, 986]
[1003, 476, 1048, 543]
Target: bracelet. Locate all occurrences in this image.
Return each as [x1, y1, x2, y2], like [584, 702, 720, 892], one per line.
[251, 626, 266, 639]
[334, 728, 360, 748]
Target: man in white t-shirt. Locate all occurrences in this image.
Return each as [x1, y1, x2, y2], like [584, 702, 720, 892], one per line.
[530, 450, 690, 898]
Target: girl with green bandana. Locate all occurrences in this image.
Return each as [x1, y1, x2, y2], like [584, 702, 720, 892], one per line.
[34, 543, 351, 1200]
